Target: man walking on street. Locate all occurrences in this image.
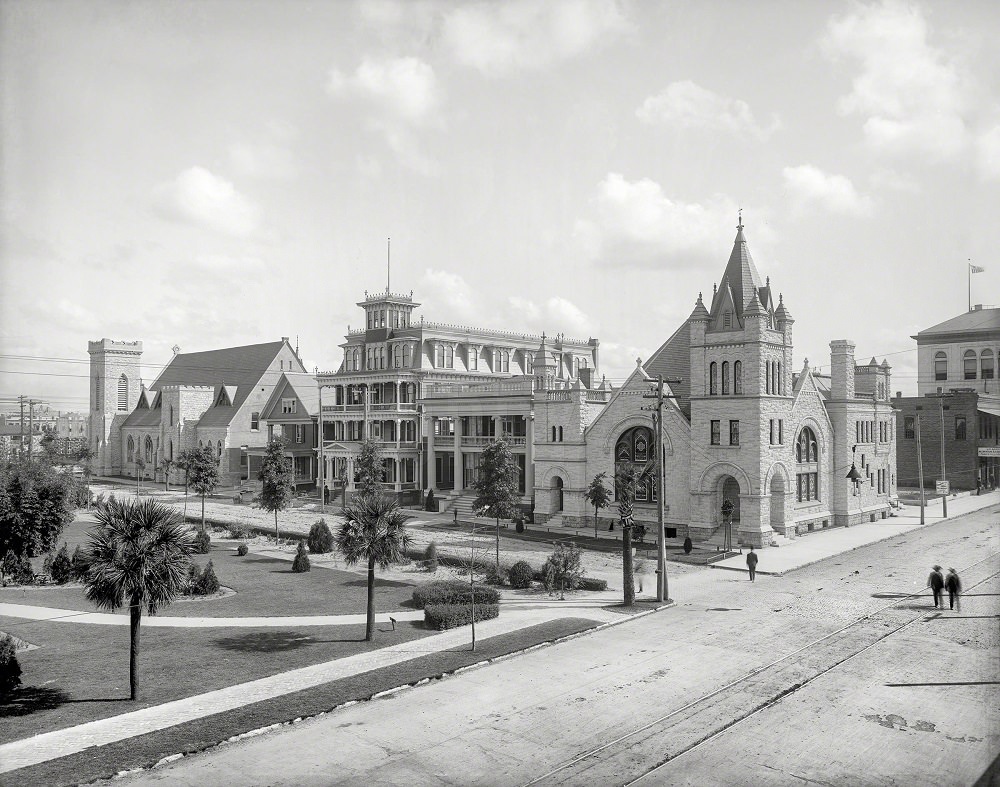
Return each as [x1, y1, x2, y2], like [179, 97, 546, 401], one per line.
[746, 547, 758, 582]
[946, 568, 962, 611]
[928, 565, 945, 608]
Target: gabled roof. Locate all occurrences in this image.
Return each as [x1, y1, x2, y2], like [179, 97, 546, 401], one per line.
[709, 224, 764, 326]
[121, 404, 162, 429]
[642, 321, 692, 419]
[913, 307, 1000, 340]
[260, 373, 319, 420]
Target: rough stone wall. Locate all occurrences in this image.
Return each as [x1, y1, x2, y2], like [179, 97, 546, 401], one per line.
[88, 339, 143, 474]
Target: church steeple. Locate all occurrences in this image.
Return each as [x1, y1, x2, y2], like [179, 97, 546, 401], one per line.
[709, 214, 765, 329]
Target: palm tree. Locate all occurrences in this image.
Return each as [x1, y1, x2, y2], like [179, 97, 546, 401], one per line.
[616, 463, 641, 606]
[84, 497, 195, 700]
[336, 493, 412, 641]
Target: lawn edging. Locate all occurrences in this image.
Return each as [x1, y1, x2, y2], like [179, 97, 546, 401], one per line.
[17, 602, 672, 786]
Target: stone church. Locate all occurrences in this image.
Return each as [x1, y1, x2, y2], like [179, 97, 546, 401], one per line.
[533, 221, 897, 547]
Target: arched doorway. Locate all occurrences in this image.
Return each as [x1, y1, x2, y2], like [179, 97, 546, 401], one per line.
[770, 474, 785, 531]
[551, 476, 564, 512]
[720, 476, 741, 523]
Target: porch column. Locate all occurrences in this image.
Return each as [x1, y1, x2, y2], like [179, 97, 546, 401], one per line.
[347, 455, 355, 491]
[427, 416, 436, 491]
[395, 418, 401, 447]
[525, 413, 534, 498]
[454, 414, 464, 491]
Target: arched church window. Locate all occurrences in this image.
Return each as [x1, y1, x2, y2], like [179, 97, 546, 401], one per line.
[615, 426, 655, 503]
[722, 362, 730, 395]
[734, 361, 742, 394]
[795, 426, 819, 502]
[118, 374, 128, 411]
[126, 435, 134, 463]
[144, 436, 153, 463]
[709, 362, 718, 395]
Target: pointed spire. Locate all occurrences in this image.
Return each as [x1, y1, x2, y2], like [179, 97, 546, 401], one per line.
[737, 208, 743, 232]
[690, 291, 710, 320]
[775, 291, 792, 322]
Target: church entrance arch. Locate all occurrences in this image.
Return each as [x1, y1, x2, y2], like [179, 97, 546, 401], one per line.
[720, 476, 741, 524]
[770, 474, 786, 531]
[551, 476, 564, 512]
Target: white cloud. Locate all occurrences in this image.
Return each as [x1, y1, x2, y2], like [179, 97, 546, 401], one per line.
[573, 173, 744, 268]
[369, 120, 441, 176]
[976, 125, 1000, 181]
[868, 168, 921, 194]
[506, 295, 591, 338]
[152, 167, 261, 237]
[636, 81, 779, 140]
[418, 269, 480, 323]
[782, 165, 874, 217]
[328, 56, 442, 124]
[441, 0, 630, 76]
[822, 0, 969, 160]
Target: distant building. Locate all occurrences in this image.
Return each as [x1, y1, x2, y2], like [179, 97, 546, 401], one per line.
[894, 305, 1000, 491]
[247, 372, 319, 492]
[89, 337, 307, 485]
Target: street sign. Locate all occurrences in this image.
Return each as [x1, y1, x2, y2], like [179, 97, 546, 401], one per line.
[935, 480, 950, 495]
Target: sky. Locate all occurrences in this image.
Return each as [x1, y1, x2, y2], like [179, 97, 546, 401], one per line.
[2, 0, 999, 414]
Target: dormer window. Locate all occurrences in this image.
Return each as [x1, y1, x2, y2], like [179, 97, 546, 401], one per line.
[281, 398, 296, 414]
[723, 312, 732, 329]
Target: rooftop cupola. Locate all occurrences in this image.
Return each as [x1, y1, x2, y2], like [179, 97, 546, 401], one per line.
[774, 292, 792, 323]
[689, 292, 710, 321]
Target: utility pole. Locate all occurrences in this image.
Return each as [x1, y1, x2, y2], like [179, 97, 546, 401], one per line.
[18, 395, 25, 458]
[916, 414, 925, 525]
[939, 396, 948, 518]
[643, 374, 682, 603]
[318, 378, 325, 513]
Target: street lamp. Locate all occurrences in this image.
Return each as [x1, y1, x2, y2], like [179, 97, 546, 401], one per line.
[846, 444, 864, 485]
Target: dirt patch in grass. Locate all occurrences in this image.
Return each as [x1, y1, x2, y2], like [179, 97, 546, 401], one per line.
[9, 617, 601, 787]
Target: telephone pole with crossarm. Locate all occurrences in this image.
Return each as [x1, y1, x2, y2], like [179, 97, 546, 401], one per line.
[643, 374, 682, 603]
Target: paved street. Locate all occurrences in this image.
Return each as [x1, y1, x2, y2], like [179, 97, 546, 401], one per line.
[123, 504, 1000, 787]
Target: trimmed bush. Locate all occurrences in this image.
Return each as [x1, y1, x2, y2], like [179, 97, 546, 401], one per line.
[484, 561, 510, 586]
[42, 553, 54, 576]
[307, 519, 334, 554]
[2, 553, 33, 586]
[195, 560, 220, 595]
[236, 543, 249, 557]
[0, 634, 22, 696]
[412, 580, 500, 610]
[424, 541, 439, 573]
[424, 602, 500, 631]
[577, 577, 608, 591]
[71, 545, 91, 581]
[50, 543, 73, 584]
[683, 537, 693, 555]
[292, 541, 311, 573]
[509, 560, 534, 589]
[193, 530, 211, 555]
[425, 489, 436, 512]
[185, 563, 199, 593]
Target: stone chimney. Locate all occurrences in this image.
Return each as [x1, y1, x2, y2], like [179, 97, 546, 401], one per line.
[830, 340, 856, 400]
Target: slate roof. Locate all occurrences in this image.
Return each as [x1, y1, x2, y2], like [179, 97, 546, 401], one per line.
[709, 225, 764, 325]
[642, 321, 692, 419]
[913, 307, 1000, 340]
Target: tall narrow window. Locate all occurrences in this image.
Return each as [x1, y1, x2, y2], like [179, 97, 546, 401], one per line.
[964, 350, 977, 380]
[435, 345, 445, 368]
[403, 344, 411, 367]
[729, 420, 740, 446]
[796, 427, 819, 501]
[722, 362, 730, 395]
[934, 351, 947, 381]
[765, 362, 771, 395]
[117, 374, 128, 411]
[955, 415, 967, 440]
[723, 312, 732, 329]
[734, 361, 742, 394]
[982, 350, 995, 380]
[445, 345, 454, 368]
[709, 362, 718, 395]
[777, 362, 782, 394]
[710, 420, 721, 445]
[251, 411, 260, 431]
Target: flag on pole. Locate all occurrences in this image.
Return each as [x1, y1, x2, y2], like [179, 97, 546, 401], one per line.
[970, 264, 985, 273]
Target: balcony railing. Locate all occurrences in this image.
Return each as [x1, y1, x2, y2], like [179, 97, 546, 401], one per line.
[461, 435, 526, 448]
[323, 402, 417, 413]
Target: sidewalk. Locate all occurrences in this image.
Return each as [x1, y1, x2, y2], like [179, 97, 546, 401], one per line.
[711, 489, 1000, 575]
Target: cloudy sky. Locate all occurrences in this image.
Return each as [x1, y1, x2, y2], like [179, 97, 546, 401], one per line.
[2, 0, 998, 412]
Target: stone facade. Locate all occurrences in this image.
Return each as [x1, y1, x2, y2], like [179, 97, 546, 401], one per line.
[88, 339, 143, 474]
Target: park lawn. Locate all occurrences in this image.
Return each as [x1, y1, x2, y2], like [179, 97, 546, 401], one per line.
[9, 618, 603, 787]
[0, 613, 432, 743]
[1, 539, 420, 618]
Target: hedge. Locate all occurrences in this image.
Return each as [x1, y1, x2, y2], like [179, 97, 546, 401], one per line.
[577, 577, 608, 591]
[412, 580, 501, 610]
[424, 602, 500, 630]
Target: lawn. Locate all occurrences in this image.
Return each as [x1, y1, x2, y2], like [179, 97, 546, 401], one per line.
[2, 536, 420, 618]
[8, 618, 602, 787]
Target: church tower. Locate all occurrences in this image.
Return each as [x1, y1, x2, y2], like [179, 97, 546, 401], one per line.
[88, 339, 143, 474]
[533, 333, 557, 391]
[687, 218, 794, 547]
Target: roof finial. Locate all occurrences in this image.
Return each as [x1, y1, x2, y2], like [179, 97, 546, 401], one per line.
[737, 207, 743, 232]
[779, 292, 783, 304]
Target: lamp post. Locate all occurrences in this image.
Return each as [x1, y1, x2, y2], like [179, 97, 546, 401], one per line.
[846, 444, 864, 526]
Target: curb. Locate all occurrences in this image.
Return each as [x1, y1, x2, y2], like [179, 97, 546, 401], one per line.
[93, 600, 674, 782]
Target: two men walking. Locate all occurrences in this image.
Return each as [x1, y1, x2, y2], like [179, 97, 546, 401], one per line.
[928, 565, 961, 610]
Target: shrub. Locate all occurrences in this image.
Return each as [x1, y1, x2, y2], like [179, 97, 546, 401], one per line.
[236, 543, 249, 557]
[93, 492, 106, 510]
[509, 560, 534, 589]
[425, 489, 436, 512]
[292, 541, 311, 573]
[193, 530, 211, 554]
[424, 602, 500, 630]
[484, 561, 510, 586]
[195, 560, 220, 595]
[2, 553, 33, 586]
[683, 537, 693, 555]
[42, 553, 54, 576]
[541, 543, 583, 592]
[424, 541, 439, 573]
[70, 545, 91, 581]
[412, 580, 500, 609]
[0, 634, 21, 696]
[229, 523, 252, 541]
[50, 543, 73, 584]
[307, 519, 334, 554]
[577, 577, 608, 591]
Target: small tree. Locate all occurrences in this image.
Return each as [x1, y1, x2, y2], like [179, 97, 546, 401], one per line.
[0, 634, 22, 697]
[84, 497, 194, 700]
[583, 472, 612, 538]
[186, 447, 221, 533]
[161, 458, 174, 492]
[255, 440, 294, 544]
[542, 543, 584, 596]
[50, 543, 72, 584]
[354, 439, 385, 500]
[77, 445, 95, 507]
[337, 493, 412, 641]
[292, 541, 311, 572]
[0, 457, 75, 558]
[195, 560, 220, 595]
[472, 438, 520, 569]
[134, 449, 146, 498]
[307, 519, 334, 554]
[71, 544, 91, 581]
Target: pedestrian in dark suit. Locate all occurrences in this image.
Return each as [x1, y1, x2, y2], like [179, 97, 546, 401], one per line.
[746, 547, 758, 582]
[928, 565, 945, 608]
[945, 568, 962, 611]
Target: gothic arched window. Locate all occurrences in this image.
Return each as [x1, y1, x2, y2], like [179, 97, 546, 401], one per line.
[722, 362, 730, 395]
[795, 426, 819, 502]
[144, 435, 153, 463]
[126, 435, 134, 463]
[709, 362, 718, 395]
[614, 426, 655, 503]
[734, 361, 742, 394]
